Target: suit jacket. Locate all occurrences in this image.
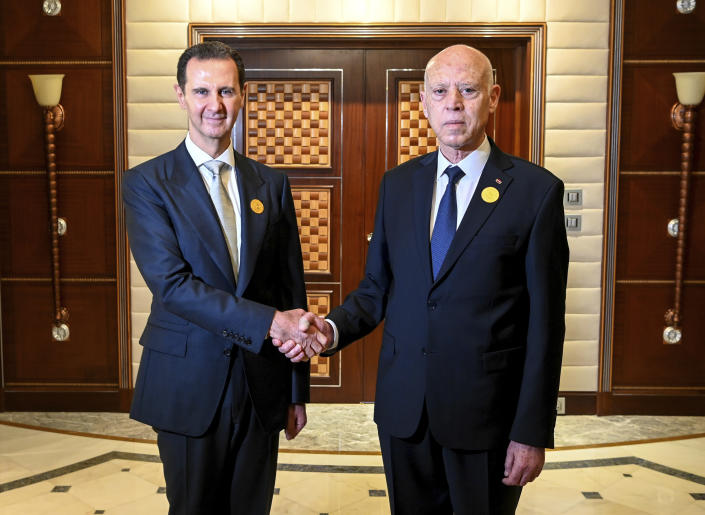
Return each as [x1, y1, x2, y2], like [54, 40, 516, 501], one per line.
[328, 140, 569, 450]
[123, 141, 309, 437]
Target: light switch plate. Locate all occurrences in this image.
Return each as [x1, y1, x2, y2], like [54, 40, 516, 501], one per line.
[565, 215, 582, 232]
[564, 189, 583, 207]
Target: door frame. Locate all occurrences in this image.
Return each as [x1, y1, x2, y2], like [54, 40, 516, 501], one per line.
[189, 23, 546, 165]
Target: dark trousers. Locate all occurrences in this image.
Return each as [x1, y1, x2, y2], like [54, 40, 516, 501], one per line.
[156, 354, 279, 515]
[378, 407, 522, 515]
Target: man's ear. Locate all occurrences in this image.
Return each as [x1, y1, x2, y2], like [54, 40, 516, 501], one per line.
[174, 83, 186, 109]
[488, 83, 501, 114]
[419, 89, 428, 119]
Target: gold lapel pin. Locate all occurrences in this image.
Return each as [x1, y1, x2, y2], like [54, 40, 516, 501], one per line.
[481, 186, 500, 204]
[250, 199, 264, 214]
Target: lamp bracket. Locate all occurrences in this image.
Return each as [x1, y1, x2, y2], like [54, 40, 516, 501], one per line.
[50, 104, 65, 131]
[671, 102, 686, 130]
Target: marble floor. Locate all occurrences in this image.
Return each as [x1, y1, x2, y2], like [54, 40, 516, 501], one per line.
[1, 407, 704, 514]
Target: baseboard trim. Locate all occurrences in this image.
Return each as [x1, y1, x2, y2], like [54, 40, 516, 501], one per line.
[0, 388, 133, 412]
[597, 392, 705, 415]
[559, 392, 597, 415]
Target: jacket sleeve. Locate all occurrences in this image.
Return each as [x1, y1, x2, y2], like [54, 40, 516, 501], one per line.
[123, 167, 275, 354]
[326, 174, 392, 351]
[277, 174, 311, 403]
[509, 179, 569, 448]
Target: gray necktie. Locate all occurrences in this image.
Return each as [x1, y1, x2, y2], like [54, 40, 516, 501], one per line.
[203, 160, 239, 281]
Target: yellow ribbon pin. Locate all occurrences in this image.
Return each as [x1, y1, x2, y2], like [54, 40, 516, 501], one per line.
[250, 199, 264, 214]
[481, 187, 500, 204]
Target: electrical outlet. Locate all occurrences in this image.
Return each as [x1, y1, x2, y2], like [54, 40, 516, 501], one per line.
[556, 396, 566, 415]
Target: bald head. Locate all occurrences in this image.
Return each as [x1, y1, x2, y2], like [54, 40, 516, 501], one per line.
[424, 45, 494, 94]
[419, 44, 500, 161]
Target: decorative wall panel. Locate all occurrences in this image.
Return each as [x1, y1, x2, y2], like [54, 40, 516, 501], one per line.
[292, 187, 330, 274]
[306, 291, 331, 378]
[398, 81, 437, 164]
[0, 175, 117, 277]
[245, 81, 331, 167]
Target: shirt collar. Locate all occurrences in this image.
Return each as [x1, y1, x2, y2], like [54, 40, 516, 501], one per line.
[436, 134, 490, 182]
[184, 133, 235, 170]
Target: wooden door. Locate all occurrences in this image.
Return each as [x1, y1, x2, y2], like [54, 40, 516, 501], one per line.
[226, 35, 535, 402]
[232, 46, 366, 401]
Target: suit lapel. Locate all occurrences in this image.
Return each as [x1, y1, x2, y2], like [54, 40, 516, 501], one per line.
[168, 143, 237, 289]
[234, 153, 268, 296]
[433, 142, 514, 284]
[412, 153, 438, 288]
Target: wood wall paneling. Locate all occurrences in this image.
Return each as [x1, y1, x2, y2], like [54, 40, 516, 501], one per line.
[619, 63, 705, 171]
[0, 66, 114, 170]
[597, 391, 705, 416]
[0, 175, 51, 276]
[623, 0, 705, 60]
[616, 175, 705, 279]
[612, 283, 705, 388]
[0, 1, 111, 59]
[2, 282, 118, 385]
[0, 0, 123, 411]
[605, 0, 705, 414]
[0, 175, 117, 277]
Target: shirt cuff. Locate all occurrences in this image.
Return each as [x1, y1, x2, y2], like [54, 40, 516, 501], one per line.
[324, 318, 339, 350]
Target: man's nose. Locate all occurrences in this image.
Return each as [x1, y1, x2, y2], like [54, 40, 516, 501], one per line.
[445, 89, 463, 109]
[207, 93, 224, 110]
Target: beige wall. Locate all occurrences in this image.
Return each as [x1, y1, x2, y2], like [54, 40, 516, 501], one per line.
[126, 0, 610, 391]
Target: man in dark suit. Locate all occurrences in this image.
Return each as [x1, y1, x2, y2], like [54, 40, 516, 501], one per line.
[123, 41, 323, 515]
[277, 44, 569, 514]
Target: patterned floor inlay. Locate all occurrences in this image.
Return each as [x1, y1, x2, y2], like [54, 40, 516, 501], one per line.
[3, 451, 705, 494]
[582, 491, 603, 499]
[1, 423, 704, 514]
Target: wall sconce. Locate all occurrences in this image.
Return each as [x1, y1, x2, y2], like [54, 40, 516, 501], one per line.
[28, 74, 70, 342]
[664, 71, 705, 344]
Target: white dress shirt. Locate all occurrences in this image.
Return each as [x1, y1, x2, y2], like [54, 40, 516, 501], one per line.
[429, 135, 491, 238]
[184, 133, 242, 280]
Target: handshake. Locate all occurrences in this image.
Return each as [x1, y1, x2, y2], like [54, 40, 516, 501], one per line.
[269, 309, 334, 362]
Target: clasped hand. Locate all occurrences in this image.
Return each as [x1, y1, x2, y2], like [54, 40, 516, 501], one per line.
[269, 310, 333, 362]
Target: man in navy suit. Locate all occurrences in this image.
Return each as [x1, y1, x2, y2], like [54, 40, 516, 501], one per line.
[278, 45, 569, 514]
[124, 41, 324, 514]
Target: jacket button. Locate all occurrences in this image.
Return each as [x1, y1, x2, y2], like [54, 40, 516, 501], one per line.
[422, 347, 428, 356]
[244, 339, 251, 345]
[224, 349, 231, 357]
[427, 301, 436, 310]
[222, 330, 228, 337]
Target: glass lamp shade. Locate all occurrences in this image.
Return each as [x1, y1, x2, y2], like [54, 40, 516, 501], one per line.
[28, 74, 64, 107]
[673, 72, 705, 106]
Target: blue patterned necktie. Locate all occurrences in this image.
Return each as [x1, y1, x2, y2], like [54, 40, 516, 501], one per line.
[430, 165, 465, 280]
[203, 160, 239, 281]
